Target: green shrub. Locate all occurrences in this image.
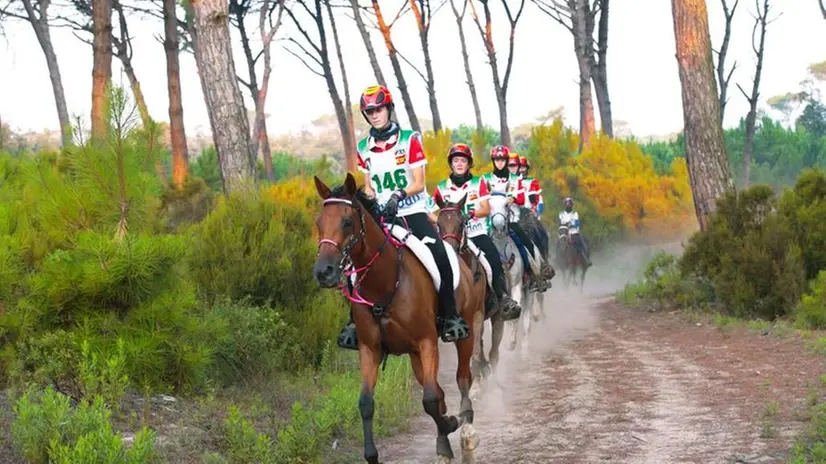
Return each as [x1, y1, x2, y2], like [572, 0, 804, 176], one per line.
[680, 185, 807, 320]
[12, 387, 157, 464]
[778, 168, 826, 280]
[186, 190, 317, 309]
[795, 271, 826, 330]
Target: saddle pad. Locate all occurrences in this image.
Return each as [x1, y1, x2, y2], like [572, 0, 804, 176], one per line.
[376, 223, 460, 291]
[465, 239, 494, 289]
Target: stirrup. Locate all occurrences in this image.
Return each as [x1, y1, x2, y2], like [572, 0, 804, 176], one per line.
[500, 296, 522, 321]
[440, 315, 470, 343]
[337, 323, 358, 351]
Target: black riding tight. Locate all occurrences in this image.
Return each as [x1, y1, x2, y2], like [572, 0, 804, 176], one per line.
[390, 212, 457, 315]
[470, 234, 508, 297]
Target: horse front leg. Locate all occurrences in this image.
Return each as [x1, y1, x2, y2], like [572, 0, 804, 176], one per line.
[419, 340, 460, 461]
[507, 279, 522, 351]
[357, 345, 382, 464]
[489, 315, 505, 374]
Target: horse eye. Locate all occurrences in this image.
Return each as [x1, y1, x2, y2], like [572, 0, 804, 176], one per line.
[342, 217, 354, 230]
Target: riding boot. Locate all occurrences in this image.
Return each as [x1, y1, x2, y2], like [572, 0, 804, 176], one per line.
[493, 269, 521, 321]
[438, 284, 470, 343]
[337, 309, 358, 351]
[430, 245, 470, 343]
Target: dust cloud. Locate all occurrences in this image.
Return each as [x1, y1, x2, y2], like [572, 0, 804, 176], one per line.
[380, 240, 688, 463]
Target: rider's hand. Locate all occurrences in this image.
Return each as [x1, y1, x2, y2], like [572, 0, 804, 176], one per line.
[385, 190, 404, 217]
[507, 197, 515, 205]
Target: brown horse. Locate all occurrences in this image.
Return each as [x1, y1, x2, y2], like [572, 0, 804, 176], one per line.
[313, 173, 480, 463]
[554, 225, 588, 293]
[434, 194, 506, 384]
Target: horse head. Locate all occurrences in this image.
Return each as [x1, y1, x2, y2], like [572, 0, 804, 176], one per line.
[313, 173, 383, 288]
[435, 193, 468, 252]
[488, 192, 510, 236]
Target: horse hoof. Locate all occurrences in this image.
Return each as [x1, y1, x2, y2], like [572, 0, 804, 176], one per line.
[437, 434, 454, 460]
[460, 424, 480, 452]
[436, 456, 453, 464]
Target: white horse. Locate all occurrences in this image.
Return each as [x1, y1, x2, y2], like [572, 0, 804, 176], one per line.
[487, 192, 540, 354]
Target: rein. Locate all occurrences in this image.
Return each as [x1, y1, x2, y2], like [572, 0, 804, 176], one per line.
[317, 197, 405, 316]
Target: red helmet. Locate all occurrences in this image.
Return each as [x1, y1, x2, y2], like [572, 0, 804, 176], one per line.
[359, 85, 394, 112]
[507, 151, 520, 166]
[490, 145, 510, 160]
[448, 143, 474, 167]
[519, 156, 530, 168]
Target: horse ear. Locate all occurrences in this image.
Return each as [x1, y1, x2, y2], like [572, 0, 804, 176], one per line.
[344, 172, 357, 197]
[314, 175, 331, 199]
[434, 194, 445, 209]
[458, 193, 468, 210]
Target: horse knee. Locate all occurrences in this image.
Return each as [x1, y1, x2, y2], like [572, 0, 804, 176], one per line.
[422, 389, 440, 416]
[359, 393, 374, 420]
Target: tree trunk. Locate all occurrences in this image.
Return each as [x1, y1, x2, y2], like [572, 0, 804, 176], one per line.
[191, 0, 256, 194]
[671, 0, 734, 230]
[371, 0, 421, 132]
[111, 7, 150, 129]
[91, 0, 113, 142]
[326, 0, 356, 172]
[573, 0, 596, 150]
[739, 0, 770, 188]
[233, 2, 274, 181]
[450, 0, 483, 132]
[163, 0, 189, 188]
[410, 0, 441, 131]
[591, 0, 613, 137]
[716, 0, 738, 123]
[349, 0, 386, 87]
[257, 0, 280, 183]
[20, 0, 73, 147]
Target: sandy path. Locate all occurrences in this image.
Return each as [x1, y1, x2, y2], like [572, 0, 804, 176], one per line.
[376, 293, 825, 464]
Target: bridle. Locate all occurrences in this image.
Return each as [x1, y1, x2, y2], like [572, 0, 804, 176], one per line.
[437, 205, 467, 249]
[316, 197, 403, 314]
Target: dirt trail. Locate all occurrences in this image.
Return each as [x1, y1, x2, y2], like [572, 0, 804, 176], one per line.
[377, 293, 826, 464]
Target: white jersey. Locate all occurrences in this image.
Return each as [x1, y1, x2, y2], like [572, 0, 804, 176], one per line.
[356, 129, 429, 217]
[558, 210, 580, 234]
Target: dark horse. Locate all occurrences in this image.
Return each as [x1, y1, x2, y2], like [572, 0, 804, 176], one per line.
[554, 225, 588, 292]
[518, 207, 552, 276]
[434, 194, 506, 387]
[313, 174, 481, 463]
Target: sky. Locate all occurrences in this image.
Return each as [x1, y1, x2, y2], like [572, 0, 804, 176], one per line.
[0, 0, 824, 140]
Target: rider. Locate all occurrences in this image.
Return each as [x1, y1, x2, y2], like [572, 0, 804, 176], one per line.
[335, 84, 471, 351]
[558, 197, 593, 267]
[430, 143, 522, 321]
[518, 156, 544, 218]
[484, 146, 554, 292]
[518, 155, 550, 258]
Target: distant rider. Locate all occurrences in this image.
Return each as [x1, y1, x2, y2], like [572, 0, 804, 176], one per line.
[558, 197, 592, 267]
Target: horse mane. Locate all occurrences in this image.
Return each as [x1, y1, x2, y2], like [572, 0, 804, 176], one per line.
[329, 184, 383, 225]
[518, 207, 542, 234]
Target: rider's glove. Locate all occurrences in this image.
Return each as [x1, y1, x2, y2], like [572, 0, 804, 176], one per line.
[385, 190, 406, 217]
[467, 210, 476, 219]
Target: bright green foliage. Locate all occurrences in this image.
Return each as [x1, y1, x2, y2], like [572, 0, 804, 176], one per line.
[794, 271, 826, 330]
[186, 190, 317, 308]
[12, 387, 156, 464]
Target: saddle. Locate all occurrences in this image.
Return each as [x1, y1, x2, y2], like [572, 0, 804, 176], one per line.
[374, 223, 461, 291]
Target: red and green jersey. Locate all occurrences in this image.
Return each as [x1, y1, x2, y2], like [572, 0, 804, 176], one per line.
[356, 129, 429, 217]
[431, 175, 491, 237]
